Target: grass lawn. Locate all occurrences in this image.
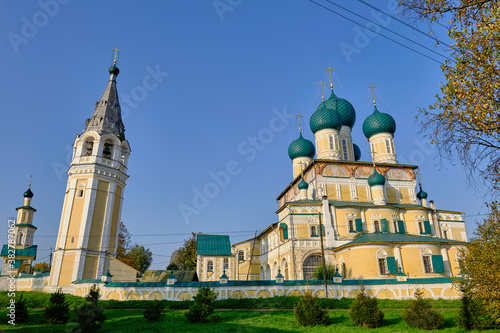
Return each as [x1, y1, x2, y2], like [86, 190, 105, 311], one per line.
[1, 309, 498, 333]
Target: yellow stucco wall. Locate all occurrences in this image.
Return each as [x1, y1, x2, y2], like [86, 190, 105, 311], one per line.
[88, 180, 109, 251]
[64, 179, 88, 248]
[82, 255, 98, 280]
[58, 253, 75, 286]
[107, 186, 122, 254]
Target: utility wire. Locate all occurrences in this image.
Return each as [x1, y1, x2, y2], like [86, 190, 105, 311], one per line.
[356, 0, 453, 49]
[309, 0, 444, 65]
[325, 0, 452, 61]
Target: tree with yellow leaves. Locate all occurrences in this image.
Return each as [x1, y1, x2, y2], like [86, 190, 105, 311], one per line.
[456, 202, 500, 325]
[399, 0, 500, 194]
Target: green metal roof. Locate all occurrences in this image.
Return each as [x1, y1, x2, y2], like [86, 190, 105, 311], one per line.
[368, 167, 386, 186]
[15, 205, 36, 212]
[14, 272, 50, 279]
[13, 260, 22, 268]
[310, 102, 343, 133]
[324, 90, 356, 128]
[72, 279, 105, 284]
[362, 105, 396, 138]
[197, 234, 232, 256]
[1, 245, 37, 258]
[288, 133, 315, 160]
[15, 224, 37, 229]
[334, 233, 466, 250]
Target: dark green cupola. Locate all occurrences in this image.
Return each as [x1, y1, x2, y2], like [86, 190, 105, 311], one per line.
[298, 177, 309, 190]
[368, 167, 386, 187]
[362, 105, 396, 139]
[416, 185, 428, 200]
[324, 90, 356, 128]
[288, 133, 315, 160]
[310, 102, 343, 134]
[24, 188, 33, 198]
[353, 143, 361, 161]
[109, 65, 120, 76]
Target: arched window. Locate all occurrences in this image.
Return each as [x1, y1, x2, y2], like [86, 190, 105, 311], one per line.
[18, 233, 24, 245]
[303, 254, 322, 279]
[310, 225, 317, 237]
[207, 260, 213, 271]
[385, 138, 391, 153]
[328, 135, 334, 150]
[374, 220, 381, 232]
[421, 248, 433, 273]
[84, 139, 94, 156]
[223, 258, 229, 269]
[102, 142, 113, 159]
[341, 140, 348, 160]
[377, 249, 388, 275]
[238, 250, 244, 261]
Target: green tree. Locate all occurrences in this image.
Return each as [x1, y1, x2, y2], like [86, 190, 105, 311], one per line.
[166, 262, 179, 271]
[44, 289, 70, 324]
[74, 287, 106, 333]
[312, 264, 335, 280]
[128, 245, 153, 277]
[349, 287, 384, 328]
[294, 290, 329, 327]
[399, 0, 500, 194]
[143, 300, 166, 322]
[169, 232, 197, 270]
[402, 289, 444, 330]
[185, 284, 217, 323]
[33, 262, 51, 273]
[116, 222, 135, 268]
[456, 202, 500, 324]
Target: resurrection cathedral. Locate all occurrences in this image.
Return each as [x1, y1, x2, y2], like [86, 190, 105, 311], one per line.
[2, 63, 468, 300]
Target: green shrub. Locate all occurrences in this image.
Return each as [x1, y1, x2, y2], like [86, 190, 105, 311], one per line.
[456, 292, 498, 330]
[185, 285, 217, 323]
[402, 289, 444, 330]
[44, 289, 70, 324]
[15, 294, 29, 323]
[349, 288, 384, 328]
[143, 300, 165, 322]
[293, 290, 329, 326]
[74, 287, 106, 332]
[312, 264, 336, 280]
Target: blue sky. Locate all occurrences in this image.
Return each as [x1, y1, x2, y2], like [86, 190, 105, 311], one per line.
[0, 0, 488, 270]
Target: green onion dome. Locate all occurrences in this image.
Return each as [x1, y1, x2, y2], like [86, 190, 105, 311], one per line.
[109, 65, 120, 76]
[324, 90, 356, 128]
[353, 143, 361, 161]
[368, 167, 386, 187]
[23, 188, 33, 198]
[298, 177, 309, 190]
[310, 102, 343, 133]
[416, 186, 428, 200]
[362, 105, 396, 139]
[288, 133, 315, 160]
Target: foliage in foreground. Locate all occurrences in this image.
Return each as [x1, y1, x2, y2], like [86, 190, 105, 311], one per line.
[169, 232, 197, 270]
[402, 289, 444, 330]
[456, 202, 500, 324]
[74, 287, 106, 333]
[185, 285, 217, 323]
[44, 289, 70, 324]
[456, 290, 498, 330]
[143, 299, 165, 322]
[312, 264, 336, 280]
[349, 288, 384, 328]
[293, 290, 329, 327]
[15, 294, 29, 323]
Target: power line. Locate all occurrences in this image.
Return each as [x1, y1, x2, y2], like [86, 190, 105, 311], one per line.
[325, 0, 452, 61]
[356, 0, 453, 49]
[308, 0, 444, 65]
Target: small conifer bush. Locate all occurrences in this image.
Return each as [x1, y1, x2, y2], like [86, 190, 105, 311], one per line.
[45, 289, 70, 324]
[15, 294, 29, 323]
[185, 284, 217, 323]
[293, 290, 329, 326]
[402, 289, 444, 330]
[143, 299, 165, 322]
[349, 288, 384, 328]
[74, 287, 106, 333]
[456, 292, 497, 330]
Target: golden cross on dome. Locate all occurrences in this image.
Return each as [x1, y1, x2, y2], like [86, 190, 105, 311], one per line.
[367, 85, 377, 105]
[295, 114, 304, 132]
[324, 67, 336, 89]
[28, 174, 32, 188]
[415, 169, 422, 185]
[111, 48, 122, 65]
[370, 149, 377, 167]
[317, 81, 327, 101]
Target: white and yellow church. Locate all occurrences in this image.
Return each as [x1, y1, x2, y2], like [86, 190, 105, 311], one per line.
[1, 62, 467, 300]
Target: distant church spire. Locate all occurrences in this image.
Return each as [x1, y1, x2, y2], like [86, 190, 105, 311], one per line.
[84, 51, 125, 140]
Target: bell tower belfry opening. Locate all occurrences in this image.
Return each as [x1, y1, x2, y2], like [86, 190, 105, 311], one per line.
[50, 56, 137, 287]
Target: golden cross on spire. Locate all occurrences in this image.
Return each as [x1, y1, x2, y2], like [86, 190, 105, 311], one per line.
[415, 169, 422, 185]
[324, 67, 336, 89]
[295, 113, 304, 132]
[28, 174, 32, 188]
[111, 48, 122, 65]
[317, 81, 327, 101]
[367, 85, 377, 105]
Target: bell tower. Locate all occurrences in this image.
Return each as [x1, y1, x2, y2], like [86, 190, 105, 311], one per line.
[50, 57, 135, 287]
